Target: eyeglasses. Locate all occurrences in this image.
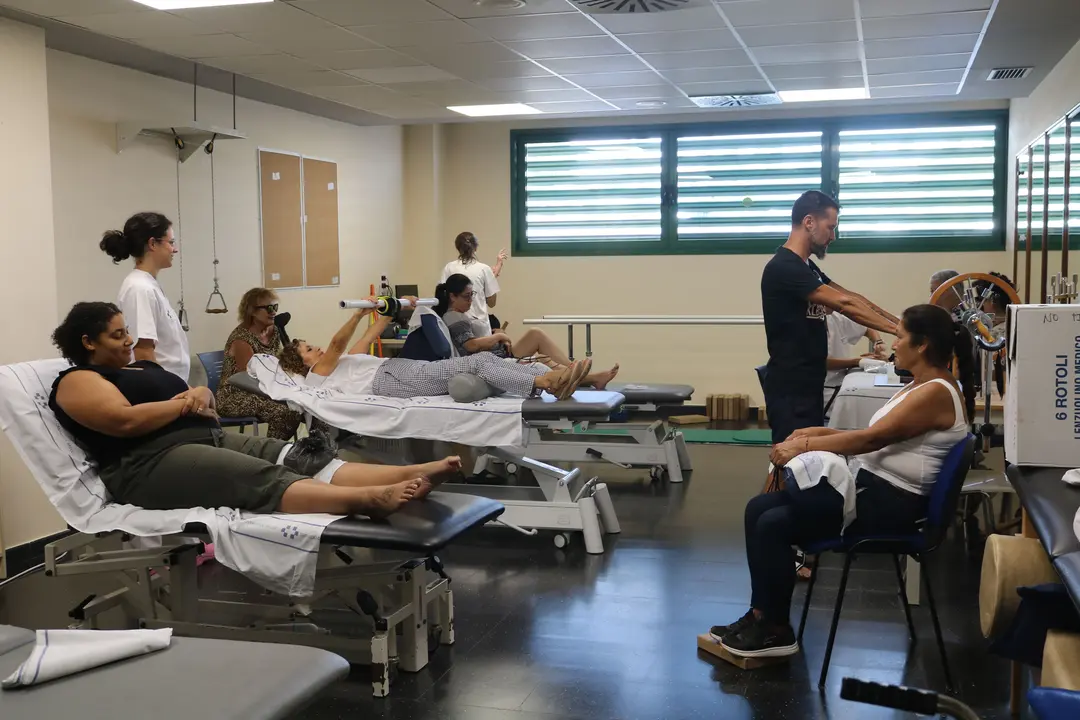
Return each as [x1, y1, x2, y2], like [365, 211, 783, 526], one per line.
[256, 304, 279, 313]
[460, 292, 475, 300]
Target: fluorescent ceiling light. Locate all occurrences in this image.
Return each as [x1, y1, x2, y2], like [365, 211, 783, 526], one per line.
[447, 103, 542, 118]
[132, 0, 273, 9]
[777, 88, 868, 103]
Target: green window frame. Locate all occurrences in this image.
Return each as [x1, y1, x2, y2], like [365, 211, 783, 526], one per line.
[510, 110, 1009, 257]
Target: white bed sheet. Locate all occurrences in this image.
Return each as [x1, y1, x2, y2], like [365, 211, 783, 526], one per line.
[0, 359, 339, 598]
[248, 354, 526, 448]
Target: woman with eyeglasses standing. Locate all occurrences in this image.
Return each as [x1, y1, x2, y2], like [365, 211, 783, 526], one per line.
[215, 287, 303, 440]
[100, 212, 190, 382]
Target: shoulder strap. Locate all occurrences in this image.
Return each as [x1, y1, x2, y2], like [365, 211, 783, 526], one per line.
[926, 378, 965, 423]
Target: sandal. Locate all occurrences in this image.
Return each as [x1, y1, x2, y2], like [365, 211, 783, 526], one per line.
[544, 364, 574, 398]
[558, 358, 592, 401]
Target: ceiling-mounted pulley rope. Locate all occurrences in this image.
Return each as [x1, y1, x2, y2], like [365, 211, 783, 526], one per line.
[205, 134, 228, 315]
[173, 131, 189, 332]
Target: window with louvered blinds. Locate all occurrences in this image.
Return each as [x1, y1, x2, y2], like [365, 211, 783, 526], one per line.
[836, 123, 998, 239]
[510, 111, 1006, 256]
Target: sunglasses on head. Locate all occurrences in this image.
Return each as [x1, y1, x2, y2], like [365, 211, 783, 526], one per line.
[256, 303, 279, 313]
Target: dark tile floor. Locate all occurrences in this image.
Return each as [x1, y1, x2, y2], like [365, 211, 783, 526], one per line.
[0, 442, 1016, 719]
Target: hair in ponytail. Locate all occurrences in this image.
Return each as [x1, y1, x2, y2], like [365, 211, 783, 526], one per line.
[454, 231, 478, 263]
[435, 273, 471, 317]
[901, 304, 976, 422]
[99, 212, 172, 264]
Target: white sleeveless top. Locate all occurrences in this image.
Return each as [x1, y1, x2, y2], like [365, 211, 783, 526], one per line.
[857, 378, 968, 496]
[304, 354, 386, 394]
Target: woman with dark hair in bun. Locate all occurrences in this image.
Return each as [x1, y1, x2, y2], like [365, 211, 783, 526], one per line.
[100, 212, 189, 382]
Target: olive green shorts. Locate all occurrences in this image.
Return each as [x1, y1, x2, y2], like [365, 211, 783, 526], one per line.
[100, 429, 307, 513]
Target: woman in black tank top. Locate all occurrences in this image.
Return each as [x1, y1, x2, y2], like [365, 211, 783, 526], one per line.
[49, 302, 464, 516]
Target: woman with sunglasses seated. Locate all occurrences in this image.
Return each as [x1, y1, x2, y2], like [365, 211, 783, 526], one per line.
[215, 288, 304, 440]
[278, 298, 591, 401]
[426, 274, 620, 389]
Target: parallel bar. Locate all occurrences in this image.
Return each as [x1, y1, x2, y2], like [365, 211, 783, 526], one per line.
[567, 324, 574, 362]
[1012, 156, 1020, 283]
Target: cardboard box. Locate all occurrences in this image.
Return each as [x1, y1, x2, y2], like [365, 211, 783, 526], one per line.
[1005, 304, 1080, 467]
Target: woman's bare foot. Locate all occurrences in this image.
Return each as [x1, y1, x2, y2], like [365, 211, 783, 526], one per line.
[368, 479, 421, 516]
[536, 364, 573, 395]
[586, 364, 620, 390]
[414, 456, 463, 481]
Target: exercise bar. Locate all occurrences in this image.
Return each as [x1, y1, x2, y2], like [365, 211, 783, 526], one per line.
[523, 315, 764, 360]
[340, 297, 437, 310]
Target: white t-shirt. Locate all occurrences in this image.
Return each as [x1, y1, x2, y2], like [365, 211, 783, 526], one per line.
[825, 313, 868, 389]
[304, 354, 386, 394]
[440, 259, 500, 326]
[118, 269, 190, 382]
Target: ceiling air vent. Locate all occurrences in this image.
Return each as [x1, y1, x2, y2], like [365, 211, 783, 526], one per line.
[690, 93, 782, 108]
[568, 0, 703, 13]
[987, 67, 1032, 81]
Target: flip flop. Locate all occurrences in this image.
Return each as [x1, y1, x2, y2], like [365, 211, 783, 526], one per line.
[558, 358, 592, 400]
[544, 364, 574, 398]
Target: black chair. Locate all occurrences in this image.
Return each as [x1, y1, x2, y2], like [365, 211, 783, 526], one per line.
[196, 351, 259, 435]
[797, 434, 976, 692]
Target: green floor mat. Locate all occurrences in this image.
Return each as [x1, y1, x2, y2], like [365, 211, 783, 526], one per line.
[568, 425, 772, 445]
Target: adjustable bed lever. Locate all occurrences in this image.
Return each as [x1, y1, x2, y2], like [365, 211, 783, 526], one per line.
[584, 448, 633, 469]
[496, 518, 540, 537]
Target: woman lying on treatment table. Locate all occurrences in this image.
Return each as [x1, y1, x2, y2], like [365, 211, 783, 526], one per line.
[278, 299, 592, 401]
[49, 302, 462, 517]
[711, 304, 974, 659]
[404, 274, 619, 389]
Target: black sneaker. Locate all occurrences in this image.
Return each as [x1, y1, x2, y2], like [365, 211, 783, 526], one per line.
[721, 621, 799, 658]
[709, 610, 756, 642]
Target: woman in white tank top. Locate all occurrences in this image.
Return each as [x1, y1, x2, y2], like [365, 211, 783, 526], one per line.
[712, 304, 974, 660]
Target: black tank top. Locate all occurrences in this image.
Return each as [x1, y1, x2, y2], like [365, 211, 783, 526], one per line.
[49, 360, 218, 468]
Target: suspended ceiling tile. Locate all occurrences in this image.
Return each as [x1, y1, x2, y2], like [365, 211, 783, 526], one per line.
[476, 75, 577, 92]
[590, 84, 687, 100]
[176, 2, 338, 34]
[771, 75, 863, 91]
[640, 48, 753, 70]
[284, 0, 453, 25]
[238, 28, 378, 55]
[864, 34, 980, 59]
[136, 33, 276, 60]
[0, 0, 134, 17]
[870, 83, 961, 98]
[679, 80, 775, 96]
[862, 11, 989, 41]
[349, 20, 490, 47]
[498, 87, 598, 103]
[346, 66, 459, 84]
[446, 59, 556, 79]
[300, 48, 424, 71]
[563, 70, 670, 88]
[54, 11, 217, 39]
[526, 100, 618, 114]
[202, 53, 322, 75]
[466, 12, 604, 41]
[504, 36, 628, 60]
[607, 97, 698, 110]
[592, 6, 725, 33]
[866, 53, 972, 75]
[659, 66, 763, 84]
[739, 20, 858, 47]
[617, 28, 741, 54]
[542, 54, 650, 74]
[868, 68, 966, 87]
[719, 0, 855, 27]
[426, 0, 573, 19]
[390, 79, 505, 104]
[752, 41, 862, 65]
[860, 0, 992, 18]
[253, 69, 362, 89]
[401, 41, 521, 66]
[758, 61, 863, 80]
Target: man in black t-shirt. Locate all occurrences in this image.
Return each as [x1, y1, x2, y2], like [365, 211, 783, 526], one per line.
[760, 191, 899, 445]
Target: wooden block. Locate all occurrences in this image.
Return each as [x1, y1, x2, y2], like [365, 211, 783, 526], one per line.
[723, 394, 733, 420]
[706, 394, 717, 420]
[696, 634, 789, 669]
[669, 414, 709, 426]
[711, 395, 721, 420]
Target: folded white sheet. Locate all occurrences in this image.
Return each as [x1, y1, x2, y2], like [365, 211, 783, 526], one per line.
[2, 628, 172, 688]
[785, 451, 858, 532]
[1063, 469, 1080, 486]
[0, 359, 339, 598]
[248, 354, 526, 447]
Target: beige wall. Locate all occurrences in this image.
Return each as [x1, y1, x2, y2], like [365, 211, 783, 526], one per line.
[403, 103, 1012, 401]
[0, 20, 63, 557]
[1006, 36, 1080, 296]
[0, 36, 404, 553]
[47, 51, 404, 358]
